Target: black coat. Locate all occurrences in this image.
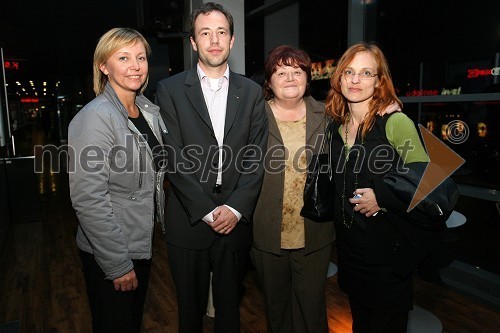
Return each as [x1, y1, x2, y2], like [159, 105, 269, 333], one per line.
[329, 115, 451, 311]
[156, 67, 269, 251]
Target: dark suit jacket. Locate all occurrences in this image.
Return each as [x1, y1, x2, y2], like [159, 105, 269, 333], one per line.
[156, 67, 268, 251]
[252, 96, 336, 255]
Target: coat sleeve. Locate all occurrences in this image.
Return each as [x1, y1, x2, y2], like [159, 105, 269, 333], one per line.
[373, 113, 429, 211]
[223, 88, 269, 223]
[68, 105, 133, 280]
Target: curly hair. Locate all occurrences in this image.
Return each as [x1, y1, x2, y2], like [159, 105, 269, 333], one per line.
[262, 45, 312, 100]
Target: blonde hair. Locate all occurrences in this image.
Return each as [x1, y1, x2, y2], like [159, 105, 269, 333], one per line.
[325, 42, 402, 139]
[93, 28, 151, 95]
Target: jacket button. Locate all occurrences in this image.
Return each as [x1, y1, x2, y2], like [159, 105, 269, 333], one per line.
[393, 242, 400, 252]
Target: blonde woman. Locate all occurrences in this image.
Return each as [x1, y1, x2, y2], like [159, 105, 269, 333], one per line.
[69, 28, 166, 332]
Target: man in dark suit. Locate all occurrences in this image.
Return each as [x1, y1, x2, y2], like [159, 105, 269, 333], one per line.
[155, 3, 268, 333]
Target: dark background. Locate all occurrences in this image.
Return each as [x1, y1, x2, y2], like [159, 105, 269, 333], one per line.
[1, 0, 138, 80]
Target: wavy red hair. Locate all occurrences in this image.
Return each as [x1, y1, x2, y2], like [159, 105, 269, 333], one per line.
[325, 42, 402, 138]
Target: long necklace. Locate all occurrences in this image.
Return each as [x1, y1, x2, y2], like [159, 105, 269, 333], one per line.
[341, 118, 364, 228]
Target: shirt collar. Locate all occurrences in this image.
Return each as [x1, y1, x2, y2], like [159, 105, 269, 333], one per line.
[197, 63, 230, 82]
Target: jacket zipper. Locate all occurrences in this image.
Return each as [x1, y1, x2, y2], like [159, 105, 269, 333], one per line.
[138, 147, 143, 189]
[132, 133, 143, 190]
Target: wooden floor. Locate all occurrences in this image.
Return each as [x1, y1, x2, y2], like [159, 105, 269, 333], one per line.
[1, 131, 499, 332]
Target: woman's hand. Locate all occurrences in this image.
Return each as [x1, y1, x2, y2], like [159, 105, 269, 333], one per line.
[377, 101, 402, 116]
[350, 188, 381, 217]
[113, 269, 138, 291]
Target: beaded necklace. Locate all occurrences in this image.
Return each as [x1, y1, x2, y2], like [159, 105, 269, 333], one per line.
[341, 118, 364, 228]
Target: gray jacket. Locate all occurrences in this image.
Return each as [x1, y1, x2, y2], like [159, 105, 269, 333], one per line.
[69, 83, 166, 280]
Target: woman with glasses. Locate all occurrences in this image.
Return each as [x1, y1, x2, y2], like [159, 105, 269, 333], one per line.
[325, 42, 429, 333]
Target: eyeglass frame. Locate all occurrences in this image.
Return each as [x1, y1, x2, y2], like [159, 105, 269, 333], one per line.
[341, 68, 378, 80]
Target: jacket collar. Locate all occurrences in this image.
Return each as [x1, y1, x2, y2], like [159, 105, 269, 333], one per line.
[224, 71, 242, 138]
[184, 66, 243, 140]
[304, 95, 325, 145]
[267, 95, 326, 145]
[102, 82, 160, 119]
[185, 67, 213, 131]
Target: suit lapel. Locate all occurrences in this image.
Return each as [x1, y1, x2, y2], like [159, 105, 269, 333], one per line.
[224, 71, 242, 139]
[265, 102, 283, 144]
[305, 96, 325, 146]
[266, 97, 324, 145]
[185, 68, 214, 132]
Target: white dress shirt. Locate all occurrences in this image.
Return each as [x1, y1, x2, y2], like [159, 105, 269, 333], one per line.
[197, 64, 242, 223]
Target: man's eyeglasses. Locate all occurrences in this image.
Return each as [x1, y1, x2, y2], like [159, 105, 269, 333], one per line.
[342, 69, 378, 79]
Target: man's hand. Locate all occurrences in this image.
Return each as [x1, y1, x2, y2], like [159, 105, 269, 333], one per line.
[211, 206, 239, 234]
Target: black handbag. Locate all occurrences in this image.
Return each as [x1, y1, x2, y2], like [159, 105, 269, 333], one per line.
[382, 161, 459, 229]
[300, 127, 335, 222]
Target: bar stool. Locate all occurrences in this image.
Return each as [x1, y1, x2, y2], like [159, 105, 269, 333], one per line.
[327, 261, 338, 277]
[406, 212, 466, 332]
[206, 272, 215, 317]
[407, 305, 443, 333]
[445, 210, 467, 228]
[445, 210, 467, 242]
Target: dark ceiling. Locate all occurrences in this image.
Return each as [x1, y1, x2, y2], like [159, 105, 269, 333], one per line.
[0, 0, 138, 81]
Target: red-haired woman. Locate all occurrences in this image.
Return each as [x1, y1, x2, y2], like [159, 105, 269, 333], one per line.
[325, 42, 429, 333]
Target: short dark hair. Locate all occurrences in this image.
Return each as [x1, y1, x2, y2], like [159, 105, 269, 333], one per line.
[263, 45, 312, 100]
[189, 2, 234, 39]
